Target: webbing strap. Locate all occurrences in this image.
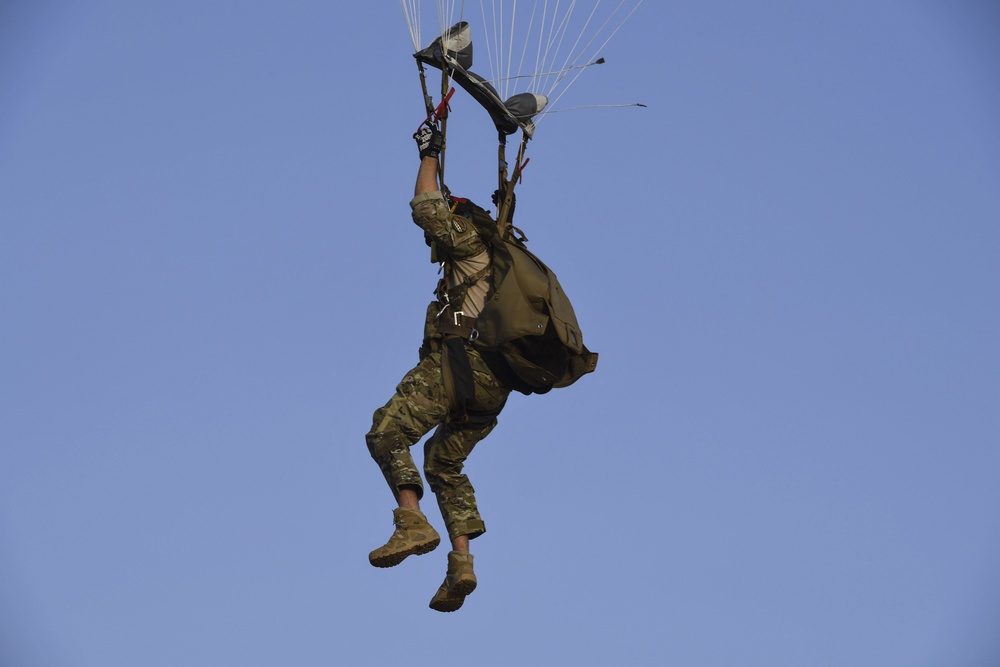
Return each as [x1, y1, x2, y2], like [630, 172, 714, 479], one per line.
[436, 313, 478, 340]
[441, 336, 474, 420]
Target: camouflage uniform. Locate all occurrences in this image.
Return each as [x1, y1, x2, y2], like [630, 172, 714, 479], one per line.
[366, 191, 510, 541]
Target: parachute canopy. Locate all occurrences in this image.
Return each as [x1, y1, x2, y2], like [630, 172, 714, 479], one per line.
[402, 1, 645, 137]
[415, 22, 547, 135]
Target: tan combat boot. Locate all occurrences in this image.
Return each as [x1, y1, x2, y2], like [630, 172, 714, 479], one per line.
[428, 551, 477, 612]
[368, 507, 440, 568]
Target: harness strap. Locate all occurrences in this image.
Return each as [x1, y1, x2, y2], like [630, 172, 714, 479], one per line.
[441, 336, 474, 421]
[436, 313, 479, 341]
[437, 264, 490, 305]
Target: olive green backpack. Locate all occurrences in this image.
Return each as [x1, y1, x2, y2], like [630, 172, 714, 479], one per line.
[465, 205, 598, 395]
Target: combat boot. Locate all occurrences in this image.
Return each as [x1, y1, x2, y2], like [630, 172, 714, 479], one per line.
[428, 551, 477, 613]
[368, 507, 440, 568]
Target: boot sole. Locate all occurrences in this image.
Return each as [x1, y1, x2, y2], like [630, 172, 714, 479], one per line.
[428, 576, 476, 612]
[369, 536, 441, 568]
[429, 597, 465, 613]
[450, 577, 477, 597]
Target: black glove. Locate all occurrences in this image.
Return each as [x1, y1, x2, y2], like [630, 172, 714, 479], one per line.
[414, 125, 444, 160]
[492, 188, 516, 219]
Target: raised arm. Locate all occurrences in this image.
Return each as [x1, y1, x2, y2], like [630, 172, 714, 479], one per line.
[413, 125, 444, 197]
[415, 156, 439, 197]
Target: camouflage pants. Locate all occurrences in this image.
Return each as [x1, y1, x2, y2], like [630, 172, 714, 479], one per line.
[366, 347, 509, 540]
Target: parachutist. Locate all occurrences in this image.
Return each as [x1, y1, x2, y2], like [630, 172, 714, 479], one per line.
[366, 127, 507, 613]
[372, 0, 639, 612]
[365, 124, 596, 613]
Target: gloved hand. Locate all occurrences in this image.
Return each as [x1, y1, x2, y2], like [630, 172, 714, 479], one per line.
[492, 188, 516, 219]
[414, 124, 444, 160]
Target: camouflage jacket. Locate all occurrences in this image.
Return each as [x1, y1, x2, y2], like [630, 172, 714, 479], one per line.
[410, 190, 491, 320]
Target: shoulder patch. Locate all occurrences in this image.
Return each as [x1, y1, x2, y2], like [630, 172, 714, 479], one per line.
[451, 217, 468, 234]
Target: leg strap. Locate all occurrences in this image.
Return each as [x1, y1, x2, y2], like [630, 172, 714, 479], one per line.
[441, 336, 474, 422]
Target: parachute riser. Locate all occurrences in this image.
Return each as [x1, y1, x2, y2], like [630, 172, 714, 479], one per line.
[416, 61, 435, 120]
[415, 60, 453, 194]
[437, 65, 451, 192]
[497, 132, 509, 200]
[495, 132, 530, 239]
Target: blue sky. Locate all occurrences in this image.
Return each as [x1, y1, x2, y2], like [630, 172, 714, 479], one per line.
[2, 2, 999, 666]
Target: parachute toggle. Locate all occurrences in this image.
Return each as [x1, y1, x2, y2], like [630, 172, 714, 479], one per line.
[415, 22, 547, 136]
